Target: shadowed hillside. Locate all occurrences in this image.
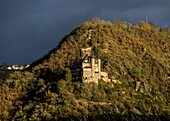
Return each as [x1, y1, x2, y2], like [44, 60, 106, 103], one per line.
[0, 18, 170, 120]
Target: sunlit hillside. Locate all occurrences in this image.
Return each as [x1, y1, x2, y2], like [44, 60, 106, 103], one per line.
[0, 18, 170, 120]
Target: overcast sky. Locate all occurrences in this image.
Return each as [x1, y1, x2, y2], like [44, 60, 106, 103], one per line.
[0, 0, 170, 65]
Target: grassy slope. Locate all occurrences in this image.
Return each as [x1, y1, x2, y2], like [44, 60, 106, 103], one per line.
[0, 18, 170, 120]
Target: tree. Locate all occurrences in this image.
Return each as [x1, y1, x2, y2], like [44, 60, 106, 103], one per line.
[64, 68, 72, 82]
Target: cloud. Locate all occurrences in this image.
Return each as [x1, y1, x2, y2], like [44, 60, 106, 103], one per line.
[0, 0, 170, 64]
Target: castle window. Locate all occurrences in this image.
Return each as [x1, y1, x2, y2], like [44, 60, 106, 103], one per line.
[88, 57, 91, 62]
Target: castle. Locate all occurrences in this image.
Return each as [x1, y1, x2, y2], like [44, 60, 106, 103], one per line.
[80, 47, 109, 84]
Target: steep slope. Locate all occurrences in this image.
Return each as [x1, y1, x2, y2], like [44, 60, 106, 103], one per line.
[1, 18, 170, 120]
[32, 18, 170, 93]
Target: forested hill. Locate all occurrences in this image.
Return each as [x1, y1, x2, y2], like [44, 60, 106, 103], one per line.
[0, 18, 170, 120]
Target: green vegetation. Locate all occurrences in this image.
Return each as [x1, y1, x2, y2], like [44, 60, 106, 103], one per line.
[0, 18, 170, 120]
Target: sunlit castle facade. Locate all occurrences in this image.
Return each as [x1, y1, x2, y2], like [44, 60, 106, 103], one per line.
[81, 47, 109, 84]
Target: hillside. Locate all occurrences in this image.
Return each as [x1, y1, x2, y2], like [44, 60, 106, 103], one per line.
[0, 18, 170, 120]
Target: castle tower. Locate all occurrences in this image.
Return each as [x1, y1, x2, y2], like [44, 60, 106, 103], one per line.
[91, 58, 101, 84]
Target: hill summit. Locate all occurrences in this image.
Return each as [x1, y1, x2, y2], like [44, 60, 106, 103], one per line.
[0, 18, 170, 120]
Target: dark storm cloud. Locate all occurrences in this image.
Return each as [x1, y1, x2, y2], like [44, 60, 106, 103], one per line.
[0, 0, 170, 64]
